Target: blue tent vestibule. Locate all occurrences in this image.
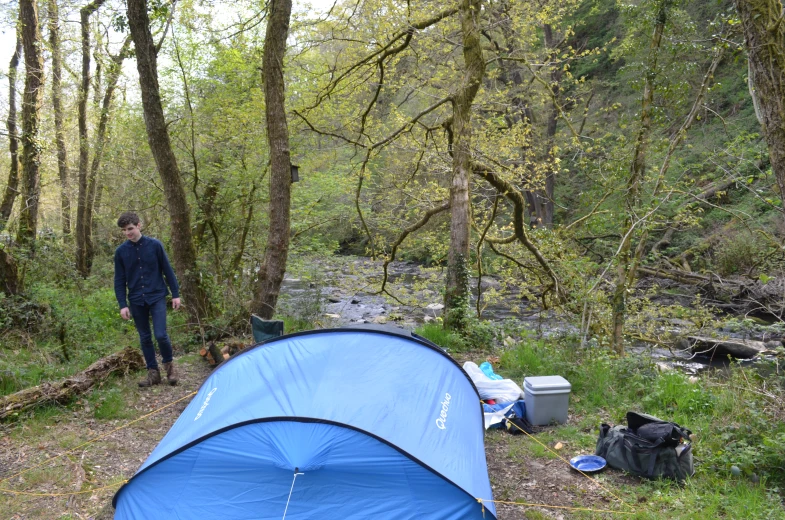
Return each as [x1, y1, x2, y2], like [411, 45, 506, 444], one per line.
[113, 327, 497, 519]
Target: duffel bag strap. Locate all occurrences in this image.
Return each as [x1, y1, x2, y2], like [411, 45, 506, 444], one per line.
[646, 446, 662, 478]
[622, 437, 665, 479]
[621, 438, 645, 475]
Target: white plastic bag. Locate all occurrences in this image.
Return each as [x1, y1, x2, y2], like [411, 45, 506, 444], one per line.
[463, 362, 524, 403]
[483, 402, 516, 430]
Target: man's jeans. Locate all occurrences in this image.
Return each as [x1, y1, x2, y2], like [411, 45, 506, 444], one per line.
[129, 298, 172, 369]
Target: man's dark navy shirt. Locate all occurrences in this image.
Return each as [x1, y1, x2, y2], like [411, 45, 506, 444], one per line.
[114, 235, 180, 309]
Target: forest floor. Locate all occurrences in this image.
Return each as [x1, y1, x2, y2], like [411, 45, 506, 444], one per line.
[0, 351, 636, 520]
[0, 354, 211, 519]
[3, 344, 782, 519]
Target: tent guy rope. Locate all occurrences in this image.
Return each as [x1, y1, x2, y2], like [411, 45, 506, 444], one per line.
[473, 413, 636, 516]
[0, 390, 198, 496]
[281, 469, 304, 520]
[476, 497, 636, 516]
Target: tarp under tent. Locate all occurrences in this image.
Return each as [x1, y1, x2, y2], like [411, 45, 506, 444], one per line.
[112, 326, 497, 519]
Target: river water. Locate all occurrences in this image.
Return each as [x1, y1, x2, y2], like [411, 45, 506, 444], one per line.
[275, 256, 781, 372]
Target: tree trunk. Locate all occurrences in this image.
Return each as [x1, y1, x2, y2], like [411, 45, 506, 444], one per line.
[75, 0, 105, 276]
[733, 0, 785, 210]
[0, 23, 22, 231]
[251, 0, 293, 320]
[83, 37, 132, 272]
[0, 247, 20, 295]
[538, 23, 560, 228]
[194, 179, 220, 247]
[444, 0, 485, 330]
[610, 0, 670, 354]
[126, 0, 209, 323]
[49, 0, 71, 238]
[230, 181, 258, 275]
[15, 0, 45, 246]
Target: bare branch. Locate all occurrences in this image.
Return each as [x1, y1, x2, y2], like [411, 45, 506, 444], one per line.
[371, 96, 451, 150]
[293, 109, 366, 147]
[377, 201, 450, 293]
[471, 160, 565, 302]
[307, 6, 459, 109]
[475, 195, 500, 317]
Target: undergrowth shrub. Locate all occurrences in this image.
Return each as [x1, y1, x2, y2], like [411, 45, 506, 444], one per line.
[713, 230, 767, 276]
[0, 294, 48, 332]
[415, 318, 506, 353]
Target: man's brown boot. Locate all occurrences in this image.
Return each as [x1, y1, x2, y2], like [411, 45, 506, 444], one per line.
[138, 368, 162, 388]
[163, 362, 178, 386]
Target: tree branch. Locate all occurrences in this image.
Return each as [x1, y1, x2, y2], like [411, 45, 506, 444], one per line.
[377, 200, 450, 294]
[471, 160, 565, 302]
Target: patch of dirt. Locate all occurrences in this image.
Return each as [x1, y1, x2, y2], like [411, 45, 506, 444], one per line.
[485, 428, 637, 519]
[1, 351, 636, 519]
[0, 356, 212, 519]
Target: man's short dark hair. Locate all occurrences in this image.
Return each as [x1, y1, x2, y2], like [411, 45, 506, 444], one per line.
[117, 211, 141, 228]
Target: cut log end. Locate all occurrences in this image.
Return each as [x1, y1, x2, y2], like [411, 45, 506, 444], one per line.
[198, 341, 250, 366]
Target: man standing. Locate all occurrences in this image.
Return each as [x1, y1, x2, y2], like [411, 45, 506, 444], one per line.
[114, 211, 181, 387]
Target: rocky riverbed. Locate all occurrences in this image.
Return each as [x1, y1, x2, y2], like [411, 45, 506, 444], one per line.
[276, 256, 785, 372]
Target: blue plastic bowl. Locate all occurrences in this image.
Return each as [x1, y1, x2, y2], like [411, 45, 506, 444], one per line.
[569, 455, 607, 473]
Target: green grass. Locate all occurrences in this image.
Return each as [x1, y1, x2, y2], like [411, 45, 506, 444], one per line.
[493, 334, 785, 518]
[279, 315, 318, 334]
[414, 323, 468, 352]
[0, 272, 196, 397]
[7, 404, 70, 442]
[91, 387, 135, 421]
[2, 252, 784, 518]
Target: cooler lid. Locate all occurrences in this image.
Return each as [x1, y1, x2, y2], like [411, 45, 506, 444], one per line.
[524, 375, 571, 392]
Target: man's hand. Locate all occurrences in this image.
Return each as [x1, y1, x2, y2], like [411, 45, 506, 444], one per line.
[172, 297, 181, 310]
[120, 307, 131, 320]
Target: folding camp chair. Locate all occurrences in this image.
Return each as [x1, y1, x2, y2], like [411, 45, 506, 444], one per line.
[250, 314, 284, 343]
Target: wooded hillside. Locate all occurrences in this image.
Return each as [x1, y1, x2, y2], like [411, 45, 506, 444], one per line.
[0, 0, 783, 349]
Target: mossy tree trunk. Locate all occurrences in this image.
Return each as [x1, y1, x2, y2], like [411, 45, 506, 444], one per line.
[0, 21, 22, 231]
[734, 0, 785, 210]
[49, 0, 71, 239]
[444, 0, 485, 331]
[127, 0, 210, 324]
[15, 0, 45, 247]
[75, 0, 105, 276]
[251, 0, 293, 319]
[84, 37, 132, 272]
[0, 247, 20, 295]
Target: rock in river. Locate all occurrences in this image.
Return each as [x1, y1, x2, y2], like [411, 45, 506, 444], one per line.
[685, 335, 767, 359]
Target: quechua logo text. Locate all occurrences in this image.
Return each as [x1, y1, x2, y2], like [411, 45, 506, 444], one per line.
[435, 392, 452, 430]
[194, 387, 218, 421]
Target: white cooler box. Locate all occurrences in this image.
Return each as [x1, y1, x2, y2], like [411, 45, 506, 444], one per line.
[523, 375, 571, 426]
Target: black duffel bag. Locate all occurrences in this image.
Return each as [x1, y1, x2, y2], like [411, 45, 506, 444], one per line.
[595, 412, 694, 481]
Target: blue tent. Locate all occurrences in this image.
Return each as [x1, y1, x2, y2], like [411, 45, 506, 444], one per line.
[113, 327, 497, 519]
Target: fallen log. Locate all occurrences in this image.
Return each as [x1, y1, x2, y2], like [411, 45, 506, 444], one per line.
[638, 267, 785, 318]
[0, 346, 145, 421]
[686, 335, 767, 359]
[637, 266, 725, 285]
